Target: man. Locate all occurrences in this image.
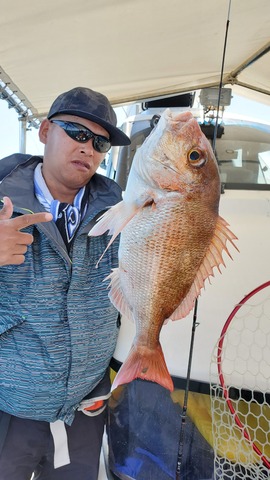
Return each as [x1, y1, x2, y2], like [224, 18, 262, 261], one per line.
[0, 86, 130, 480]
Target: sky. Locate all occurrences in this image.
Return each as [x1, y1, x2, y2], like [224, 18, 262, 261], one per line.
[0, 99, 42, 158]
[0, 92, 269, 159]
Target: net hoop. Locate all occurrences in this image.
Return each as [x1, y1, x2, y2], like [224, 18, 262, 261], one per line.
[217, 280, 270, 470]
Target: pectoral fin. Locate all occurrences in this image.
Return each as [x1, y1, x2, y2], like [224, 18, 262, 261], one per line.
[88, 201, 137, 265]
[89, 200, 137, 241]
[88, 193, 156, 265]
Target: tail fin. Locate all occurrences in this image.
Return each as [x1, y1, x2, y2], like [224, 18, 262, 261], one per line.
[111, 343, 174, 392]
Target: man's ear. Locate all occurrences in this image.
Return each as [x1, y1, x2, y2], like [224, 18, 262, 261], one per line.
[39, 119, 51, 144]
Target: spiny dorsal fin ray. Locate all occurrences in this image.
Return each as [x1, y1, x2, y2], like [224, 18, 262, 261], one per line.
[167, 216, 238, 322]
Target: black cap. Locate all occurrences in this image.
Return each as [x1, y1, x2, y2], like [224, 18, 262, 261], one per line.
[47, 87, 130, 146]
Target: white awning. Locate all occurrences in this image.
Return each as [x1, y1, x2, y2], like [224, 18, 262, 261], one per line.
[0, 0, 270, 119]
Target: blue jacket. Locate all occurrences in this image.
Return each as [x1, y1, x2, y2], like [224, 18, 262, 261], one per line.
[0, 154, 121, 425]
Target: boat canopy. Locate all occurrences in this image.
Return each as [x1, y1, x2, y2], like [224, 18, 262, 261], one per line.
[0, 0, 270, 122]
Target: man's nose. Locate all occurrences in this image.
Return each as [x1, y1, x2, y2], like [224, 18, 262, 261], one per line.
[80, 139, 95, 155]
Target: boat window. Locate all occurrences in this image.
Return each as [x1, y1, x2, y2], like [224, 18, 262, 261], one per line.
[214, 123, 270, 190]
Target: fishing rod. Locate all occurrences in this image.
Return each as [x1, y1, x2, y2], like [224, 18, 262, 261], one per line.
[212, 0, 232, 154]
[175, 298, 199, 479]
[175, 1, 232, 478]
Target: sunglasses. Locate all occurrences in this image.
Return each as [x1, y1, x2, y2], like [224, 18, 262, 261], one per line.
[50, 120, 111, 153]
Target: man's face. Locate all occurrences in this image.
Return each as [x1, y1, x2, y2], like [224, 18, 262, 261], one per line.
[39, 114, 109, 196]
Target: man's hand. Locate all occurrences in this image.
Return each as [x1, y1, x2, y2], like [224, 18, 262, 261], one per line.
[0, 196, 53, 266]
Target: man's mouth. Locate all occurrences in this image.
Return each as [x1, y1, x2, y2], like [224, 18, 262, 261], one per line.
[71, 160, 90, 170]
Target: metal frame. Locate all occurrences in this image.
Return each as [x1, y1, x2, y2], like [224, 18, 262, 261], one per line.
[0, 71, 41, 154]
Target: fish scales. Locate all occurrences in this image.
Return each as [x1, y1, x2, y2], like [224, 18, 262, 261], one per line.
[119, 200, 214, 326]
[89, 109, 238, 392]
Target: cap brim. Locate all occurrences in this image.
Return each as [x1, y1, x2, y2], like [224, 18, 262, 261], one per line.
[48, 109, 130, 146]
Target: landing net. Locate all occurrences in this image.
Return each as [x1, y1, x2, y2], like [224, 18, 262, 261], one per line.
[210, 281, 270, 479]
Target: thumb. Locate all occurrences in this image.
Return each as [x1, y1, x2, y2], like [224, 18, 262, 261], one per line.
[0, 196, 14, 220]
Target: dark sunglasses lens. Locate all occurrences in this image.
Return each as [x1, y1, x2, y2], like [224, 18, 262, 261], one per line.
[67, 128, 111, 152]
[65, 126, 89, 143]
[93, 136, 111, 153]
[52, 121, 111, 152]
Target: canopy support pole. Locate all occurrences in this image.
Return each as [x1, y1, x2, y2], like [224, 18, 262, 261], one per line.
[19, 114, 28, 154]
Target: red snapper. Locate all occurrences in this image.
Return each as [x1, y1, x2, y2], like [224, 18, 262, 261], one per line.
[89, 109, 237, 392]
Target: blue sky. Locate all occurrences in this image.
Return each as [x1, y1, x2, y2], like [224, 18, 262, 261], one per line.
[0, 93, 269, 159]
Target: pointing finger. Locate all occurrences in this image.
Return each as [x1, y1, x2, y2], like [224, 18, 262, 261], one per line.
[12, 211, 53, 231]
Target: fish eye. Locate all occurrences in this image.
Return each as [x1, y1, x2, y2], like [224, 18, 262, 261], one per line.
[187, 148, 207, 168]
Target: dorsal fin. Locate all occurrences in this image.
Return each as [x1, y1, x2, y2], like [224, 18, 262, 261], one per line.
[166, 216, 238, 322]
